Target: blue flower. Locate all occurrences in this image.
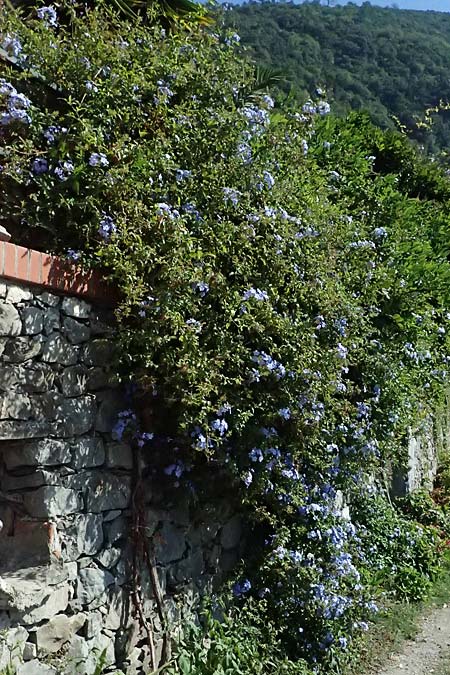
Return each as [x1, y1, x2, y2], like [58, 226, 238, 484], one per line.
[175, 169, 192, 182]
[185, 318, 201, 333]
[236, 142, 252, 164]
[193, 281, 209, 297]
[317, 101, 331, 115]
[2, 35, 23, 58]
[232, 579, 251, 597]
[37, 5, 58, 27]
[263, 170, 275, 189]
[356, 401, 370, 418]
[136, 431, 154, 448]
[98, 215, 117, 240]
[249, 447, 264, 463]
[54, 161, 74, 181]
[336, 343, 348, 359]
[242, 470, 253, 487]
[210, 418, 228, 436]
[32, 158, 48, 174]
[278, 407, 291, 420]
[164, 460, 185, 478]
[66, 249, 80, 261]
[43, 125, 66, 144]
[223, 187, 241, 206]
[89, 152, 109, 167]
[242, 288, 268, 301]
[373, 226, 387, 239]
[334, 317, 348, 336]
[85, 80, 98, 93]
[262, 94, 274, 109]
[156, 80, 174, 98]
[224, 32, 240, 46]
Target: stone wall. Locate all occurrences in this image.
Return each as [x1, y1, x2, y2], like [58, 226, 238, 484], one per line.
[391, 400, 450, 497]
[0, 265, 243, 675]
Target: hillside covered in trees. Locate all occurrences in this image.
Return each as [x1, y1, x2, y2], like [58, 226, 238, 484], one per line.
[227, 1, 450, 153]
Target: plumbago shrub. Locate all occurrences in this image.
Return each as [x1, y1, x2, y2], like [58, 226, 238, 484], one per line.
[2, 3, 450, 672]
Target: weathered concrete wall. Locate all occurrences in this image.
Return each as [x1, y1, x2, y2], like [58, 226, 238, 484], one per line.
[0, 270, 242, 675]
[391, 399, 450, 497]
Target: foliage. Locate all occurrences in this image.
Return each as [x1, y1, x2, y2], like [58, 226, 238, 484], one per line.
[2, 3, 450, 673]
[226, 1, 450, 154]
[163, 603, 311, 675]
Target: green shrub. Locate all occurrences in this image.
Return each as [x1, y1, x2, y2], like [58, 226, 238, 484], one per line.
[2, 3, 450, 671]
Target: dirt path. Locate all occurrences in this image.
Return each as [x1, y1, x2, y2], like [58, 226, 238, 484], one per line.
[377, 605, 450, 675]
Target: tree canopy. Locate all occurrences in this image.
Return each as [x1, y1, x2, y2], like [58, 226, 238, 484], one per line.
[227, 1, 450, 154]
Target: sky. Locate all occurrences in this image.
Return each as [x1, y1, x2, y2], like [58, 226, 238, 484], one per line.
[319, 0, 450, 10]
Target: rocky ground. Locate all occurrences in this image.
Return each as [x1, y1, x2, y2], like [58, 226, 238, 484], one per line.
[377, 604, 450, 675]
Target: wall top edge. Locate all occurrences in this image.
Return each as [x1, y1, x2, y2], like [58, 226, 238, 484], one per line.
[0, 241, 116, 306]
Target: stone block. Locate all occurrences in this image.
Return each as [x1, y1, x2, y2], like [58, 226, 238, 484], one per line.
[82, 339, 115, 367]
[0, 419, 52, 440]
[17, 662, 57, 675]
[2, 336, 42, 363]
[67, 513, 103, 556]
[104, 509, 122, 522]
[70, 437, 105, 468]
[96, 546, 121, 570]
[5, 284, 32, 304]
[20, 307, 44, 335]
[104, 516, 128, 545]
[37, 291, 60, 307]
[3, 438, 72, 469]
[0, 392, 31, 420]
[77, 567, 115, 606]
[54, 396, 96, 437]
[35, 613, 86, 654]
[155, 522, 186, 564]
[1, 469, 57, 491]
[42, 308, 60, 335]
[33, 392, 65, 421]
[106, 442, 133, 470]
[21, 584, 70, 624]
[22, 642, 37, 661]
[63, 316, 91, 344]
[0, 302, 21, 336]
[90, 309, 115, 336]
[61, 365, 88, 397]
[86, 631, 115, 669]
[22, 364, 55, 392]
[219, 548, 239, 573]
[23, 486, 80, 517]
[95, 389, 124, 433]
[61, 296, 91, 319]
[3, 364, 56, 393]
[41, 334, 78, 365]
[85, 610, 103, 639]
[80, 472, 132, 513]
[87, 367, 115, 391]
[168, 549, 204, 588]
[0, 570, 69, 616]
[220, 514, 242, 550]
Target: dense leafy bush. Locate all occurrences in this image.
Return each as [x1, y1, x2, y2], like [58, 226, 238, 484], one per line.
[2, 4, 450, 673]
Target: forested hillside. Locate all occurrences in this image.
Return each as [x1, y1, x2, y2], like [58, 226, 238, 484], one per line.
[227, 1, 450, 153]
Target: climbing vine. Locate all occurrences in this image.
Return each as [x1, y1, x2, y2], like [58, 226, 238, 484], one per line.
[2, 3, 450, 672]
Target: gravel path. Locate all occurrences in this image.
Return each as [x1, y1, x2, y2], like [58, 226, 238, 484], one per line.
[377, 605, 450, 675]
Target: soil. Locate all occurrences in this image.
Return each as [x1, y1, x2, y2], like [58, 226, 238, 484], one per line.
[377, 605, 450, 675]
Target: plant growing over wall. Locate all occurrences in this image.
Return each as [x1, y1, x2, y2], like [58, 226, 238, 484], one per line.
[2, 3, 450, 672]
